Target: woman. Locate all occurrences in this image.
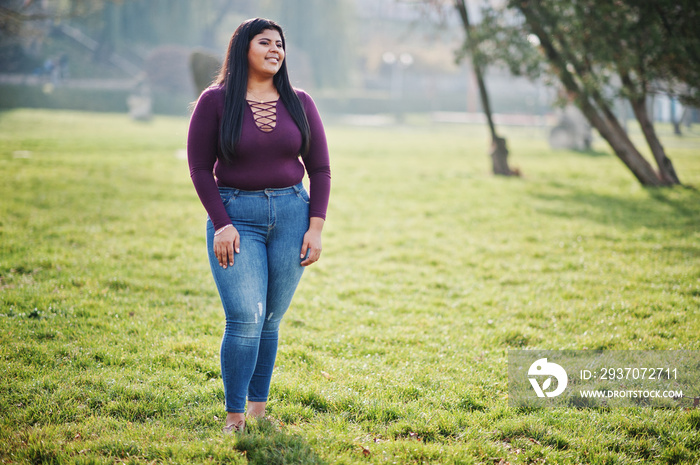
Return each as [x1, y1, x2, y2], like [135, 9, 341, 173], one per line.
[187, 18, 331, 433]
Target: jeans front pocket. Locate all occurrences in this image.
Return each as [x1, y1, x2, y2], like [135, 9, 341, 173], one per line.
[297, 187, 310, 204]
[220, 190, 235, 207]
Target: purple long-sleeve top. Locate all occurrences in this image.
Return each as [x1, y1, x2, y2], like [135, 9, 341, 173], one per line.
[187, 85, 331, 231]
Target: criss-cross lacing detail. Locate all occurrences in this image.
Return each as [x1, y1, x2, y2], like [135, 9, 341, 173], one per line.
[248, 100, 278, 132]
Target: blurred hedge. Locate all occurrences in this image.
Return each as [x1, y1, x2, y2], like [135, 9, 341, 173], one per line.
[0, 84, 192, 116]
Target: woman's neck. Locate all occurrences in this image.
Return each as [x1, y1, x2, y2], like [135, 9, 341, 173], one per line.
[246, 76, 276, 94]
[246, 78, 279, 103]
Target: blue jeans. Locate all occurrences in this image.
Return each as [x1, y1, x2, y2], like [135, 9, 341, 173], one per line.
[206, 183, 309, 413]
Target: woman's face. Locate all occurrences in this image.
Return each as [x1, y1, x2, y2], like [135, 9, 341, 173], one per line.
[248, 29, 285, 79]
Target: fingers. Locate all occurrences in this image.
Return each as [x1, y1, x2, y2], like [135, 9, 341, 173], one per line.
[226, 240, 234, 267]
[300, 228, 323, 267]
[216, 242, 233, 268]
[300, 242, 321, 267]
[214, 227, 239, 268]
[233, 233, 240, 255]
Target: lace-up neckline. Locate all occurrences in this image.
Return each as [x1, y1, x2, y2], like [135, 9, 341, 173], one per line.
[247, 99, 278, 132]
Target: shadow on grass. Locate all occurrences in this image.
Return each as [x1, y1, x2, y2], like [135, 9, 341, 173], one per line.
[572, 148, 611, 157]
[531, 184, 700, 232]
[233, 418, 325, 465]
[647, 186, 699, 215]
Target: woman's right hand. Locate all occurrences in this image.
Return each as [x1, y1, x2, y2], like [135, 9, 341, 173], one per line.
[213, 225, 240, 268]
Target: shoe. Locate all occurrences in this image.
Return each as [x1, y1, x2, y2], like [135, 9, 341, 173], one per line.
[222, 420, 245, 434]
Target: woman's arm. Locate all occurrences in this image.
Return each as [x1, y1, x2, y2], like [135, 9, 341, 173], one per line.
[187, 87, 232, 231]
[297, 91, 330, 266]
[188, 88, 241, 268]
[298, 90, 331, 221]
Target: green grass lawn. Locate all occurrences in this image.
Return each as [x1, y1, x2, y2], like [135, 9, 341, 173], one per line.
[1, 108, 699, 464]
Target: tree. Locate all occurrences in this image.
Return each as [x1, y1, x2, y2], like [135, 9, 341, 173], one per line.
[416, 0, 519, 176]
[519, 0, 687, 185]
[474, 0, 698, 186]
[454, 0, 517, 176]
[635, 0, 700, 108]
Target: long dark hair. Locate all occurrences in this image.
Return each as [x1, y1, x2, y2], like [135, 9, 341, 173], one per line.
[216, 18, 310, 163]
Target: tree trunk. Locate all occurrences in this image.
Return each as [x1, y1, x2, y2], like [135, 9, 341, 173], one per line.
[670, 98, 682, 136]
[619, 70, 680, 184]
[584, 105, 665, 186]
[490, 136, 518, 176]
[455, 0, 518, 176]
[474, 61, 497, 141]
[630, 97, 681, 184]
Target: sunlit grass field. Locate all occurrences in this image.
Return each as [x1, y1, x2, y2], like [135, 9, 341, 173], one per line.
[1, 108, 699, 464]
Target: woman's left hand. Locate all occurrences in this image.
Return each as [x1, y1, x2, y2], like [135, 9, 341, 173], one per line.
[300, 217, 324, 267]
